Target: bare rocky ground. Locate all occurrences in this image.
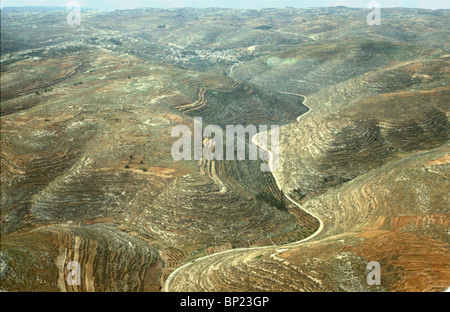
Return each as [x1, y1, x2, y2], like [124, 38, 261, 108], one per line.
[0, 7, 448, 291]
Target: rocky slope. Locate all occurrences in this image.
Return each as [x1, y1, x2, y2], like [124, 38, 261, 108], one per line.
[168, 142, 449, 292]
[1, 7, 448, 292]
[1, 45, 314, 291]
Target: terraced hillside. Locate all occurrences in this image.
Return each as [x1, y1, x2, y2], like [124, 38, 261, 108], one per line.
[166, 30, 449, 292]
[277, 56, 449, 201]
[1, 7, 449, 292]
[168, 144, 449, 292]
[1, 223, 159, 291]
[1, 42, 315, 291]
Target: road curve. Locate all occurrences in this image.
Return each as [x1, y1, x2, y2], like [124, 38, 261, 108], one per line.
[164, 91, 324, 292]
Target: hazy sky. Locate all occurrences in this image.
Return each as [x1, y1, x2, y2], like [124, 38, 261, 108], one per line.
[1, 0, 449, 10]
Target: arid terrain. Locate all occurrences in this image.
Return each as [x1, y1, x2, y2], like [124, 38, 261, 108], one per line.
[0, 6, 449, 292]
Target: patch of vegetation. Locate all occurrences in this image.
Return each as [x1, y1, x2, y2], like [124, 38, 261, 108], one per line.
[256, 191, 286, 211]
[108, 38, 122, 46]
[254, 25, 273, 30]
